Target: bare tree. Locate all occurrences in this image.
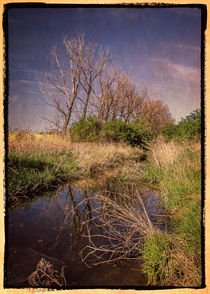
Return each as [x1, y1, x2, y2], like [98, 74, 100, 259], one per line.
[39, 33, 174, 135]
[95, 72, 145, 122]
[137, 98, 175, 133]
[39, 34, 85, 134]
[39, 33, 112, 132]
[79, 42, 111, 119]
[115, 74, 144, 122]
[96, 66, 119, 121]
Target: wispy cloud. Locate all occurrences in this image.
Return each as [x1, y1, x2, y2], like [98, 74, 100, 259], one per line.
[11, 78, 64, 94]
[14, 79, 39, 86]
[10, 68, 40, 75]
[167, 42, 200, 52]
[151, 57, 200, 84]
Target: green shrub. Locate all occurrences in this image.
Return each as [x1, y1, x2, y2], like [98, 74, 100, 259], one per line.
[102, 119, 152, 148]
[161, 109, 201, 141]
[70, 116, 103, 142]
[70, 117, 152, 148]
[178, 109, 201, 140]
[160, 123, 179, 140]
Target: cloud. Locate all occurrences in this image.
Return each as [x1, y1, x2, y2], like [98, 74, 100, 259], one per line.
[151, 57, 200, 84]
[167, 42, 200, 52]
[15, 79, 39, 86]
[10, 68, 40, 75]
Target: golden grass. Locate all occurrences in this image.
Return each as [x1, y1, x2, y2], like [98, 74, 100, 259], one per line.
[72, 141, 140, 173]
[9, 132, 142, 174]
[150, 136, 200, 167]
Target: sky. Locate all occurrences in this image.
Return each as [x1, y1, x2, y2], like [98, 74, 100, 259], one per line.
[7, 6, 202, 131]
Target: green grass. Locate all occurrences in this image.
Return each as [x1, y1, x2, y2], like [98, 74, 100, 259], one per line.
[140, 145, 202, 286]
[8, 150, 76, 198]
[143, 232, 172, 285]
[143, 232, 201, 287]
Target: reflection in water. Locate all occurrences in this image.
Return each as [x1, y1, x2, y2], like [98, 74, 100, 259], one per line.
[7, 181, 165, 287]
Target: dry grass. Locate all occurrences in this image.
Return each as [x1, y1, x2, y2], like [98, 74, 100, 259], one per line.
[72, 142, 140, 173]
[9, 133, 71, 154]
[149, 136, 200, 167]
[149, 136, 182, 166]
[9, 132, 142, 174]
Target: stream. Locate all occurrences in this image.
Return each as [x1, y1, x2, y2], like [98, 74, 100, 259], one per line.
[6, 178, 167, 288]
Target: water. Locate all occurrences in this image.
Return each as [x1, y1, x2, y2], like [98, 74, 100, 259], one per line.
[6, 181, 165, 288]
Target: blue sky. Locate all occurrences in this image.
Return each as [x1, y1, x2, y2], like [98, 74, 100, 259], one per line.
[7, 6, 202, 131]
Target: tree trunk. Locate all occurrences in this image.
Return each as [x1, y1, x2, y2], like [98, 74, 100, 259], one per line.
[81, 87, 91, 119]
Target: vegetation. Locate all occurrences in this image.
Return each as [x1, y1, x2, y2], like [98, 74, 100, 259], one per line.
[70, 116, 102, 143]
[139, 140, 201, 286]
[8, 149, 76, 198]
[7, 26, 201, 288]
[8, 131, 141, 204]
[7, 108, 202, 287]
[70, 116, 152, 148]
[39, 33, 174, 134]
[161, 109, 201, 141]
[102, 119, 152, 148]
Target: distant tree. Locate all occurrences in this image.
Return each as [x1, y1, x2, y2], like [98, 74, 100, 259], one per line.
[178, 109, 201, 140]
[115, 74, 144, 123]
[92, 66, 119, 121]
[39, 33, 174, 136]
[94, 72, 145, 123]
[161, 109, 201, 141]
[137, 98, 174, 134]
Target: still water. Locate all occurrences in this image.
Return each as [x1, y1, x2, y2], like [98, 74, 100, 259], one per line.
[6, 181, 165, 288]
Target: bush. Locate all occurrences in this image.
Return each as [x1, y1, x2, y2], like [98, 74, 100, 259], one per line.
[70, 117, 152, 148]
[70, 116, 103, 142]
[161, 109, 201, 141]
[160, 123, 179, 140]
[178, 109, 201, 140]
[102, 119, 152, 148]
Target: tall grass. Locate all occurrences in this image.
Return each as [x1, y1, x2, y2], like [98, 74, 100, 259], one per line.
[8, 132, 141, 203]
[139, 139, 202, 286]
